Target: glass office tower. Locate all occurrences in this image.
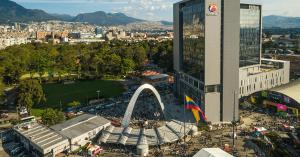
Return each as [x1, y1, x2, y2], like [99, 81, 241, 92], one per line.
[174, 0, 240, 122]
[182, 0, 205, 81]
[240, 4, 262, 67]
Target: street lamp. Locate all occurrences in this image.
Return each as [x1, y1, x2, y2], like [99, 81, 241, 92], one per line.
[96, 90, 100, 100]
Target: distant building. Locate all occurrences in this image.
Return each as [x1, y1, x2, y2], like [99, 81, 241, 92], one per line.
[36, 31, 68, 41]
[36, 31, 48, 40]
[14, 22, 21, 31]
[143, 74, 170, 86]
[106, 31, 114, 40]
[95, 27, 103, 35]
[0, 37, 30, 49]
[272, 54, 300, 79]
[80, 33, 95, 39]
[68, 32, 81, 39]
[276, 39, 298, 48]
[68, 38, 105, 44]
[61, 37, 69, 43]
[117, 31, 126, 39]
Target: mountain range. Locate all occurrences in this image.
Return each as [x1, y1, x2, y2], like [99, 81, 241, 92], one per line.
[72, 11, 144, 25]
[0, 0, 145, 25]
[263, 15, 300, 28]
[0, 0, 57, 23]
[1, 0, 300, 28]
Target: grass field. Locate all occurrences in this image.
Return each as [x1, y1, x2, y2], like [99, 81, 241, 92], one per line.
[32, 80, 125, 116]
[31, 108, 45, 117]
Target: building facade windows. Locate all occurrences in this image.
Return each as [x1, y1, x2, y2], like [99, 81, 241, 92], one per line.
[239, 59, 290, 98]
[181, 0, 205, 81]
[240, 4, 261, 67]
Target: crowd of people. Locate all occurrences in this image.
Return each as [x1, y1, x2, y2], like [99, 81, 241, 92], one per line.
[95, 89, 166, 129]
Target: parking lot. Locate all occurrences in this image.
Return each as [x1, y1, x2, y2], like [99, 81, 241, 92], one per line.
[1, 130, 29, 157]
[64, 83, 175, 122]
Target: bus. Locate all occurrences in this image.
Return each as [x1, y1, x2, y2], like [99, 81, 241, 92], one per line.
[20, 116, 36, 124]
[88, 145, 103, 156]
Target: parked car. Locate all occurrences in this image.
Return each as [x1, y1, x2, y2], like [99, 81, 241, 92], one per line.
[7, 143, 18, 151]
[2, 136, 13, 143]
[11, 146, 23, 155]
[1, 113, 9, 118]
[16, 151, 26, 157]
[88, 109, 95, 114]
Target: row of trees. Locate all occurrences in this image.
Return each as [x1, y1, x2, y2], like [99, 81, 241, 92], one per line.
[0, 40, 173, 125]
[0, 40, 173, 85]
[0, 80, 4, 102]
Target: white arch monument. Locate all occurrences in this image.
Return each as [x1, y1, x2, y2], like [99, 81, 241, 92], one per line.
[121, 84, 165, 127]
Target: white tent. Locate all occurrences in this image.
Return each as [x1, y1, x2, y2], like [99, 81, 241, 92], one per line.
[254, 127, 267, 132]
[193, 148, 234, 157]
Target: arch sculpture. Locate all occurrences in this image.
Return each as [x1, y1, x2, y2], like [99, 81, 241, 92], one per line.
[121, 84, 165, 127]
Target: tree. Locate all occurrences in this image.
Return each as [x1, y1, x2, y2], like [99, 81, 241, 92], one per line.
[0, 41, 173, 82]
[41, 108, 65, 126]
[0, 80, 4, 101]
[17, 92, 33, 112]
[17, 79, 46, 114]
[121, 59, 135, 75]
[103, 53, 122, 75]
[133, 46, 146, 68]
[297, 38, 300, 53]
[67, 101, 80, 108]
[151, 41, 173, 72]
[2, 61, 24, 84]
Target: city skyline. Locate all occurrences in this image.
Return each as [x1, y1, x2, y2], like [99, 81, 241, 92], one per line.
[11, 0, 300, 21]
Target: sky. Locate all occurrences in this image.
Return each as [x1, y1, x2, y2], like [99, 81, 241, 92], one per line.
[11, 0, 300, 21]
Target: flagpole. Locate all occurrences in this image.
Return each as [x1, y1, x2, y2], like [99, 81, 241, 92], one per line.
[183, 94, 186, 143]
[232, 91, 236, 155]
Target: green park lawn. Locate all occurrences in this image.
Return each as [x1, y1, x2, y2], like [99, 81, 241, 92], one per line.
[32, 80, 125, 116]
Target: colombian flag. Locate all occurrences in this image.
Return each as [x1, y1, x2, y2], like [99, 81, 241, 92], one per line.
[185, 96, 207, 122]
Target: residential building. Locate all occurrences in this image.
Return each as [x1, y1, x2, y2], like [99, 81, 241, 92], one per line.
[0, 37, 30, 49]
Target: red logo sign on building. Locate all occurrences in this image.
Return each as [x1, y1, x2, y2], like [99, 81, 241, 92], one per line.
[208, 3, 218, 13]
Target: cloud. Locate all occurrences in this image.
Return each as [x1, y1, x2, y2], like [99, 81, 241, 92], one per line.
[112, 0, 175, 21]
[13, 0, 300, 21]
[242, 0, 300, 17]
[128, 0, 173, 11]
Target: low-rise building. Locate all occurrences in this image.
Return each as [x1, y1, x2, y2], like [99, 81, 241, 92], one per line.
[51, 114, 110, 151]
[0, 37, 30, 49]
[272, 54, 300, 79]
[143, 74, 170, 86]
[13, 122, 70, 157]
[239, 59, 290, 98]
[13, 114, 111, 156]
